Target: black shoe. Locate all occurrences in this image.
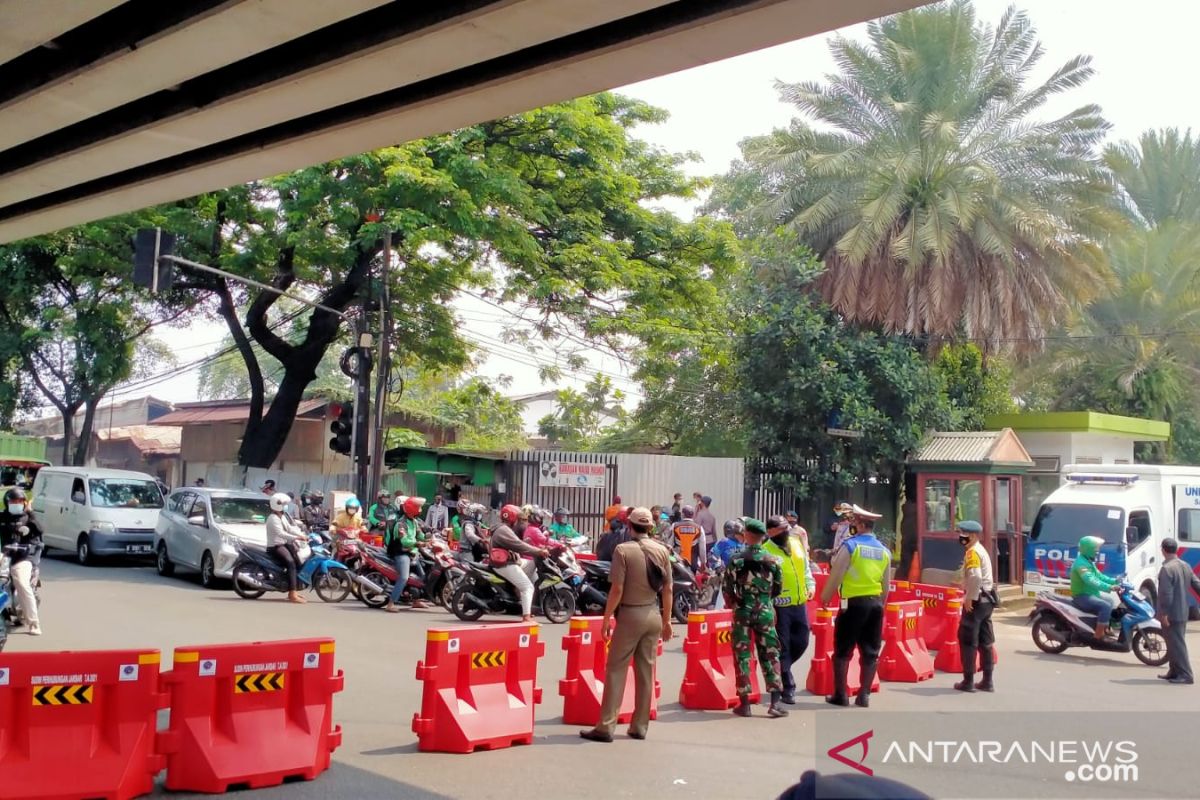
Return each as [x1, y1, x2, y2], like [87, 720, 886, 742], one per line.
[825, 694, 850, 707]
[1168, 677, 1195, 685]
[954, 679, 976, 693]
[627, 730, 646, 740]
[1158, 673, 1177, 681]
[976, 679, 994, 693]
[732, 699, 753, 717]
[768, 702, 789, 718]
[781, 690, 796, 705]
[579, 729, 613, 743]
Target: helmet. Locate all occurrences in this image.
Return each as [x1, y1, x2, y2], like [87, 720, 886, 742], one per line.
[519, 504, 536, 521]
[723, 518, 745, 538]
[457, 498, 470, 512]
[500, 504, 521, 525]
[377, 489, 392, 499]
[1078, 536, 1105, 559]
[269, 492, 291, 512]
[5, 487, 27, 503]
[345, 497, 361, 511]
[403, 497, 423, 517]
[469, 503, 487, 519]
[681, 505, 695, 519]
[554, 507, 569, 519]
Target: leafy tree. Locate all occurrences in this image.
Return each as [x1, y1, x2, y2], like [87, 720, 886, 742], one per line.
[538, 375, 627, 450]
[1105, 128, 1200, 227]
[932, 342, 1015, 430]
[710, 0, 1118, 352]
[398, 375, 527, 453]
[736, 254, 951, 498]
[0, 219, 183, 464]
[169, 93, 732, 468]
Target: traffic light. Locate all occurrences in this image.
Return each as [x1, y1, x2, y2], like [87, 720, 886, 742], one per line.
[132, 228, 176, 292]
[329, 402, 353, 455]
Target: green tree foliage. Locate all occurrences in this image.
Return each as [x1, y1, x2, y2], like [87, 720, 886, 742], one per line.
[0, 218, 183, 463]
[932, 343, 1015, 430]
[736, 255, 951, 498]
[1105, 129, 1200, 227]
[538, 375, 627, 450]
[170, 93, 732, 468]
[710, 0, 1117, 353]
[400, 376, 527, 453]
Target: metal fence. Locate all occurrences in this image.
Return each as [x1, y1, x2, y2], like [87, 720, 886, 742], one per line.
[504, 450, 617, 539]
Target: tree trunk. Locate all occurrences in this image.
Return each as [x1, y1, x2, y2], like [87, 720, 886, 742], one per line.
[237, 368, 318, 468]
[58, 407, 76, 467]
[73, 398, 101, 466]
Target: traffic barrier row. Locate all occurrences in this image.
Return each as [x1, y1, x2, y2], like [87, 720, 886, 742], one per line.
[0, 638, 342, 800]
[878, 601, 935, 682]
[805, 607, 881, 696]
[559, 616, 661, 726]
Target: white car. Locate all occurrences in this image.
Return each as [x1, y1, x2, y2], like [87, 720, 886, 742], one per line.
[155, 488, 270, 588]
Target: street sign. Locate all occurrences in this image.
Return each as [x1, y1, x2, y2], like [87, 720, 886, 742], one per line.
[827, 428, 863, 439]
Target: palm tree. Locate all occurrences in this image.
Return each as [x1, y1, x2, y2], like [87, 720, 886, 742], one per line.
[1105, 129, 1200, 228]
[734, 1, 1119, 352]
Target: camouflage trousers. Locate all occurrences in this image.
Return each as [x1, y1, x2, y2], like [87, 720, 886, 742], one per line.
[733, 612, 783, 697]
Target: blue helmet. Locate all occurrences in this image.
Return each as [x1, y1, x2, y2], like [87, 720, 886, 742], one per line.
[345, 497, 361, 510]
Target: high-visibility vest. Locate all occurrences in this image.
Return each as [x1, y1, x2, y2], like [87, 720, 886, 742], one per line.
[840, 534, 890, 599]
[764, 537, 809, 606]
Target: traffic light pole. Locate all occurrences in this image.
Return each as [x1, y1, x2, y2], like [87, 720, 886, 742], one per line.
[352, 319, 373, 503]
[368, 231, 393, 503]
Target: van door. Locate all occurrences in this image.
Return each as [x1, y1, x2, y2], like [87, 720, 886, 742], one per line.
[66, 475, 89, 546]
[1126, 508, 1155, 581]
[37, 473, 72, 548]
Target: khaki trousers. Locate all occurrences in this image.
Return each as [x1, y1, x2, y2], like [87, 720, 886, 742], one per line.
[595, 604, 662, 736]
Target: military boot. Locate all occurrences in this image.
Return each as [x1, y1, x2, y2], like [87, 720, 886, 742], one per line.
[826, 657, 851, 706]
[856, 659, 878, 708]
[976, 646, 995, 692]
[955, 646, 977, 692]
[768, 690, 789, 718]
[732, 697, 752, 717]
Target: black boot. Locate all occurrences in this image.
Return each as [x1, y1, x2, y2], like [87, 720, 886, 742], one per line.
[732, 697, 752, 717]
[955, 646, 977, 692]
[826, 658, 851, 706]
[977, 646, 995, 692]
[856, 659, 878, 707]
[768, 690, 790, 718]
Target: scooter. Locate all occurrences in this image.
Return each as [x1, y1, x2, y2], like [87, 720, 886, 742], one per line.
[450, 552, 577, 624]
[668, 554, 699, 623]
[230, 532, 353, 602]
[0, 537, 42, 649]
[1029, 580, 1169, 666]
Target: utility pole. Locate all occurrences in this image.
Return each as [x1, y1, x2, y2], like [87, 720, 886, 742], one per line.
[352, 320, 373, 503]
[369, 231, 393, 502]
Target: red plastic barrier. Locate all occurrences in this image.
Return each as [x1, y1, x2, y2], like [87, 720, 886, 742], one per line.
[805, 606, 881, 696]
[879, 601, 935, 682]
[912, 583, 964, 649]
[160, 638, 343, 792]
[559, 616, 661, 726]
[0, 648, 167, 800]
[933, 600, 1000, 673]
[413, 623, 544, 753]
[888, 580, 917, 602]
[806, 572, 840, 623]
[678, 610, 760, 709]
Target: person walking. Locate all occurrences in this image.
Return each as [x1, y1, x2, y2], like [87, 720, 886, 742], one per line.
[723, 518, 789, 718]
[763, 514, 815, 704]
[580, 507, 673, 743]
[694, 496, 717, 555]
[1157, 537, 1200, 684]
[953, 521, 997, 693]
[819, 506, 890, 707]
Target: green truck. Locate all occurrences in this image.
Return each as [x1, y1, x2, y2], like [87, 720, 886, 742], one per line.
[0, 432, 50, 490]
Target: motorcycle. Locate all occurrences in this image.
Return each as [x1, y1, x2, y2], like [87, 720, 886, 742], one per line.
[450, 551, 577, 624]
[555, 544, 608, 614]
[230, 532, 353, 602]
[1029, 580, 1169, 666]
[426, 539, 469, 608]
[667, 553, 699, 623]
[694, 552, 725, 611]
[353, 541, 437, 608]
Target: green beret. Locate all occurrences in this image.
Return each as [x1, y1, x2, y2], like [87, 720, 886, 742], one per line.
[744, 518, 767, 536]
[956, 520, 982, 534]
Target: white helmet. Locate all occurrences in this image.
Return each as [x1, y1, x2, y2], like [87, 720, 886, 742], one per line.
[269, 492, 291, 512]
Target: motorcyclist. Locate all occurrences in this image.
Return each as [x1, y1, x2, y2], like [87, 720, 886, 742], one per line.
[301, 491, 329, 530]
[670, 505, 705, 571]
[712, 518, 747, 567]
[267, 492, 308, 604]
[548, 507, 580, 541]
[0, 488, 44, 635]
[597, 508, 631, 562]
[458, 503, 489, 562]
[1070, 535, 1121, 641]
[367, 490, 398, 533]
[329, 497, 368, 539]
[384, 497, 432, 612]
[490, 504, 550, 622]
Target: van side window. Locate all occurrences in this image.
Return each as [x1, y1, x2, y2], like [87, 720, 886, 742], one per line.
[71, 478, 86, 505]
[1178, 509, 1200, 542]
[1127, 510, 1152, 547]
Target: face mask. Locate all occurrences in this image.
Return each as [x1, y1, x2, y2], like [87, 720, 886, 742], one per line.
[7, 503, 24, 515]
[958, 535, 970, 547]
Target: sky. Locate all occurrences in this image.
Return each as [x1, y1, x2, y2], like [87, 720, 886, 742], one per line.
[90, 0, 1200, 422]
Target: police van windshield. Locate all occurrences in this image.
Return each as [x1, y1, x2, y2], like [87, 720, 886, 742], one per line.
[1030, 504, 1124, 546]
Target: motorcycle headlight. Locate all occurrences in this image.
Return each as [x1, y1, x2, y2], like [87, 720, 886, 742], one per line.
[1024, 571, 1042, 584]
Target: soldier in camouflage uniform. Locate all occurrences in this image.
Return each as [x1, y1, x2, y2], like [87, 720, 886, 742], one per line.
[722, 517, 789, 718]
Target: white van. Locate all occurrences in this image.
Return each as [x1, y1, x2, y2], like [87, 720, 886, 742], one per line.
[30, 467, 165, 564]
[1025, 464, 1200, 608]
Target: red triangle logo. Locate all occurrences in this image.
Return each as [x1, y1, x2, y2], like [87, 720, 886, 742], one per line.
[828, 729, 874, 776]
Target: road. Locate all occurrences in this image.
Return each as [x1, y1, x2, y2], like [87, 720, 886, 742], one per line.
[5, 555, 1199, 799]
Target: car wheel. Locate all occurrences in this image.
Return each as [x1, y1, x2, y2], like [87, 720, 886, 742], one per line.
[200, 552, 217, 589]
[77, 534, 94, 566]
[156, 543, 175, 577]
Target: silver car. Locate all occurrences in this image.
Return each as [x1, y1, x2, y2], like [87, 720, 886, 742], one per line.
[154, 488, 270, 588]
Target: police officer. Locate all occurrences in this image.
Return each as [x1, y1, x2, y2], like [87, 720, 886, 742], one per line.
[819, 506, 890, 707]
[763, 514, 815, 704]
[954, 520, 996, 693]
[723, 518, 788, 718]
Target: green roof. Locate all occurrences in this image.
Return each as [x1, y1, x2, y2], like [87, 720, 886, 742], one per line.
[983, 412, 1170, 442]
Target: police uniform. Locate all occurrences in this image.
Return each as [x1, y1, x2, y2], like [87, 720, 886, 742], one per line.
[821, 527, 891, 707]
[764, 530, 815, 703]
[955, 521, 996, 692]
[722, 518, 789, 717]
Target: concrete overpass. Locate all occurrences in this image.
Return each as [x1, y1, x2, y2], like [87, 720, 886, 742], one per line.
[0, 0, 923, 243]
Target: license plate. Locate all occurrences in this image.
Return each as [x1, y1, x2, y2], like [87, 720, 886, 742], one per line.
[126, 544, 151, 554]
[1054, 587, 1072, 597]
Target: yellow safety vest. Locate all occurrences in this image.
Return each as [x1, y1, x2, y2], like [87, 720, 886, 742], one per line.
[764, 537, 809, 606]
[841, 535, 890, 599]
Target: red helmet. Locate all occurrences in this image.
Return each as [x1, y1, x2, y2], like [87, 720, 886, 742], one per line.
[500, 504, 521, 525]
[402, 497, 422, 517]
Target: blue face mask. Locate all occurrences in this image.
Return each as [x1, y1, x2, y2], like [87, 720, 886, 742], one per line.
[7, 503, 25, 515]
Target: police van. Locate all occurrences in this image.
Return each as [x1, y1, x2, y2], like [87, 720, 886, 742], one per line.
[1025, 464, 1200, 612]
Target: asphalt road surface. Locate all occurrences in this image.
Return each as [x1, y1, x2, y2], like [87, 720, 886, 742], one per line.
[5, 555, 1198, 799]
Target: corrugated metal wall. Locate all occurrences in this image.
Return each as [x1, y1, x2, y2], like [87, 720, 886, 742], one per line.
[613, 452, 744, 525]
[505, 450, 617, 538]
